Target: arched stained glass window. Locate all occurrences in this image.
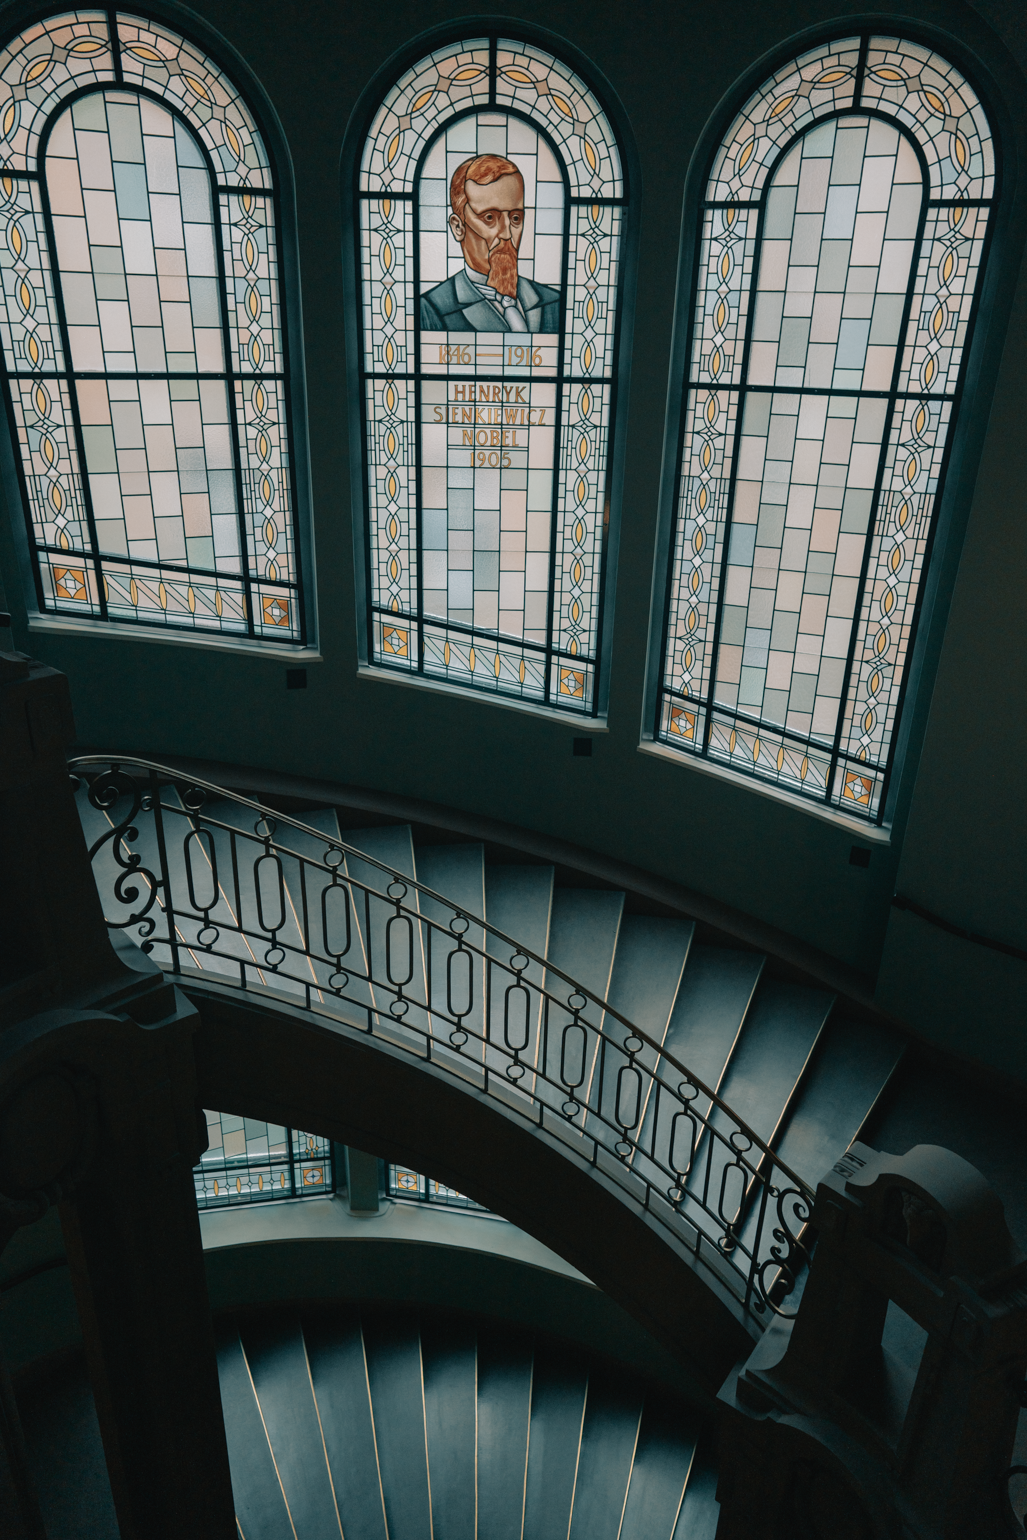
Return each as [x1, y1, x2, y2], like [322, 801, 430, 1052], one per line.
[357, 36, 627, 713]
[0, 11, 304, 641]
[655, 36, 995, 819]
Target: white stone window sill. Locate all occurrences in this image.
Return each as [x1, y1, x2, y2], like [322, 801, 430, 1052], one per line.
[637, 736, 893, 844]
[357, 663, 608, 730]
[27, 612, 322, 663]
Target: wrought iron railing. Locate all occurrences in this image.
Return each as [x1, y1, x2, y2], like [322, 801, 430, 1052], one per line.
[70, 755, 814, 1332]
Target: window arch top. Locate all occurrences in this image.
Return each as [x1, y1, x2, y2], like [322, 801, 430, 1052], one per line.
[655, 34, 995, 822]
[360, 36, 622, 197]
[0, 11, 303, 643]
[0, 10, 270, 185]
[708, 34, 994, 204]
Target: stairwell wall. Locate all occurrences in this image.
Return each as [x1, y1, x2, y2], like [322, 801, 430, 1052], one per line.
[0, 0, 1023, 1073]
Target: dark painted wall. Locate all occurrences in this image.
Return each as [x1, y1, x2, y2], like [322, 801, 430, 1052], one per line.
[0, 1, 1023, 1068]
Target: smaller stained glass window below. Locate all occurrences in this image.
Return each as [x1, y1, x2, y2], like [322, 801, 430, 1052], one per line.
[195, 1109, 333, 1208]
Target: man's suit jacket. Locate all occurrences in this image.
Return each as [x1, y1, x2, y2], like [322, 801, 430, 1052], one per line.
[420, 269, 561, 333]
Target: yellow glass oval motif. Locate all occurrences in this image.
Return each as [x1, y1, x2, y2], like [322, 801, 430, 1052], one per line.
[250, 337, 262, 368]
[582, 344, 594, 371]
[247, 287, 261, 320]
[777, 747, 785, 770]
[687, 608, 698, 632]
[494, 653, 501, 678]
[710, 349, 722, 378]
[552, 95, 573, 116]
[6, 222, 20, 259]
[876, 629, 889, 655]
[519, 660, 525, 683]
[720, 251, 731, 281]
[1, 102, 15, 139]
[729, 729, 737, 753]
[26, 334, 40, 366]
[692, 529, 704, 554]
[69, 37, 106, 54]
[387, 135, 400, 165]
[883, 588, 895, 613]
[575, 480, 586, 505]
[572, 560, 583, 584]
[452, 67, 484, 81]
[34, 383, 49, 417]
[387, 474, 397, 499]
[386, 431, 396, 457]
[187, 585, 196, 613]
[941, 252, 954, 285]
[897, 501, 910, 528]
[243, 237, 255, 269]
[130, 578, 138, 606]
[770, 95, 794, 118]
[502, 69, 534, 84]
[382, 291, 394, 320]
[258, 433, 269, 460]
[215, 590, 223, 617]
[387, 516, 398, 540]
[468, 647, 476, 671]
[184, 76, 210, 101]
[696, 485, 708, 513]
[381, 242, 393, 271]
[18, 279, 33, 314]
[800, 757, 809, 780]
[752, 739, 760, 762]
[737, 140, 755, 172]
[579, 389, 591, 418]
[253, 384, 266, 415]
[574, 521, 584, 544]
[582, 139, 598, 173]
[815, 69, 848, 84]
[952, 134, 967, 170]
[264, 519, 276, 548]
[385, 385, 396, 412]
[578, 436, 589, 462]
[922, 357, 936, 387]
[126, 43, 163, 60]
[923, 90, 947, 114]
[905, 455, 918, 484]
[571, 600, 581, 623]
[871, 67, 905, 82]
[49, 481, 62, 511]
[585, 296, 595, 324]
[914, 406, 926, 436]
[24, 57, 54, 84]
[705, 395, 718, 426]
[869, 672, 881, 696]
[225, 123, 242, 160]
[444, 642, 451, 665]
[158, 582, 168, 609]
[41, 434, 55, 465]
[261, 475, 273, 505]
[411, 90, 434, 111]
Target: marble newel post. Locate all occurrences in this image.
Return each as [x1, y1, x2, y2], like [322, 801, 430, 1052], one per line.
[0, 642, 237, 1539]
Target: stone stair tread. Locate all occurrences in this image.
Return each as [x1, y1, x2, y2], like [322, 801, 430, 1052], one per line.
[361, 1307, 433, 1540]
[773, 1016, 906, 1187]
[422, 1312, 477, 1540]
[662, 946, 764, 1093]
[235, 1309, 342, 1535]
[605, 915, 694, 1045]
[619, 1391, 699, 1540]
[476, 1321, 535, 1540]
[568, 1362, 646, 1540]
[414, 841, 486, 923]
[712, 979, 835, 1145]
[523, 1341, 590, 1540]
[303, 1305, 390, 1540]
[673, 1437, 721, 1540]
[214, 1319, 294, 1538]
[546, 888, 624, 1005]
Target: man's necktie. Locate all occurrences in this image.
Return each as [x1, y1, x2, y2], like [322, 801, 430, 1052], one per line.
[498, 292, 528, 331]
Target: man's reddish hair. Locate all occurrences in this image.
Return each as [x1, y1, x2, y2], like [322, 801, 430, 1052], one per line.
[450, 155, 523, 219]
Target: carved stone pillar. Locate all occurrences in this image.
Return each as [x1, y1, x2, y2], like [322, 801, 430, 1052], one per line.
[715, 1142, 1027, 1540]
[0, 646, 237, 1538]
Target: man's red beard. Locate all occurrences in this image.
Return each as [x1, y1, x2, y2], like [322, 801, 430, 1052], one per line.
[487, 240, 518, 298]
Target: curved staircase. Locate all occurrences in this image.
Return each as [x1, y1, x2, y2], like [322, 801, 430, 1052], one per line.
[71, 759, 1027, 1340]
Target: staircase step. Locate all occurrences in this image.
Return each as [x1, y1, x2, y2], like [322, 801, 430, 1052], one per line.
[523, 1341, 590, 1540]
[476, 1321, 534, 1540]
[422, 1312, 477, 1540]
[546, 889, 624, 1005]
[236, 1309, 343, 1536]
[773, 1017, 906, 1188]
[712, 979, 835, 1146]
[567, 1362, 646, 1540]
[214, 1319, 294, 1539]
[303, 1306, 389, 1540]
[619, 1391, 698, 1540]
[605, 915, 694, 1046]
[662, 946, 764, 1094]
[362, 1307, 433, 1540]
[483, 862, 555, 961]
